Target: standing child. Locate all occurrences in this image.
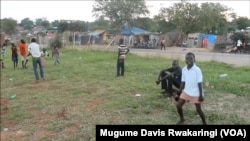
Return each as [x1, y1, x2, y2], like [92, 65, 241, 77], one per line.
[19, 39, 29, 69]
[11, 43, 18, 69]
[40, 48, 49, 67]
[117, 38, 129, 76]
[176, 52, 207, 125]
[52, 45, 60, 65]
[160, 38, 166, 50]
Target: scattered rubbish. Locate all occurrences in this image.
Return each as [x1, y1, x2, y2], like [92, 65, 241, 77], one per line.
[135, 94, 141, 97]
[10, 94, 16, 100]
[9, 78, 13, 81]
[219, 74, 228, 78]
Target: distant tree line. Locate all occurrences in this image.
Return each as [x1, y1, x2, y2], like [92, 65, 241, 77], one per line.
[1, 0, 250, 38]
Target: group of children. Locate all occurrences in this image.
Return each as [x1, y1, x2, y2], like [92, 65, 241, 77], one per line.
[1, 38, 61, 82]
[0, 40, 61, 69]
[117, 39, 206, 125]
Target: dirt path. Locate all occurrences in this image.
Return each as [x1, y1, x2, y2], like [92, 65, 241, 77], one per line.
[79, 45, 250, 67]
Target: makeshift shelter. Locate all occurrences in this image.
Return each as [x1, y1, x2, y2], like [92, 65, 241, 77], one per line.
[121, 26, 152, 47]
[186, 33, 201, 47]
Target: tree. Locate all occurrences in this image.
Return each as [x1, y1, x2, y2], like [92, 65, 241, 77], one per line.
[68, 20, 87, 32]
[230, 32, 249, 43]
[51, 20, 60, 28]
[35, 18, 50, 27]
[232, 17, 250, 30]
[159, 1, 233, 36]
[132, 17, 153, 31]
[0, 18, 17, 36]
[57, 21, 69, 33]
[159, 2, 200, 45]
[159, 2, 200, 35]
[20, 18, 34, 30]
[92, 0, 149, 32]
[198, 2, 231, 35]
[88, 16, 110, 31]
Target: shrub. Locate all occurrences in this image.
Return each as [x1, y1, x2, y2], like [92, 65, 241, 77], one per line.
[230, 32, 250, 43]
[49, 33, 63, 49]
[214, 42, 232, 49]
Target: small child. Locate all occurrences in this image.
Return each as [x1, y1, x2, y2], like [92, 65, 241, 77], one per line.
[41, 48, 49, 57]
[11, 43, 18, 69]
[52, 45, 60, 65]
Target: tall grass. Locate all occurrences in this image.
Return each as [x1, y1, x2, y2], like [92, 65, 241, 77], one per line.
[1, 47, 250, 140]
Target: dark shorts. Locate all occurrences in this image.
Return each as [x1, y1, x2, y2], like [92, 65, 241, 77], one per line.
[12, 56, 18, 62]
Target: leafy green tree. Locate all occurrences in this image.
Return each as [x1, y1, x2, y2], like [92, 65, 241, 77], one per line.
[159, 2, 200, 35]
[92, 0, 149, 32]
[35, 18, 50, 27]
[20, 18, 34, 30]
[159, 2, 233, 36]
[150, 15, 176, 33]
[0, 18, 17, 36]
[68, 20, 87, 32]
[57, 21, 69, 33]
[230, 32, 249, 43]
[88, 16, 110, 30]
[198, 2, 231, 35]
[132, 17, 153, 31]
[232, 17, 250, 30]
[49, 33, 63, 48]
[51, 20, 60, 27]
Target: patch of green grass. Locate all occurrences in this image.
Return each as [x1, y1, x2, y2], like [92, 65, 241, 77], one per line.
[1, 46, 250, 140]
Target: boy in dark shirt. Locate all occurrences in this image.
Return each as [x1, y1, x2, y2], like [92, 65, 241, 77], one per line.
[156, 60, 182, 98]
[11, 43, 18, 69]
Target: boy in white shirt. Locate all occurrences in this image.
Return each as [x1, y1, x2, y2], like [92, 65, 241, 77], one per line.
[176, 52, 206, 125]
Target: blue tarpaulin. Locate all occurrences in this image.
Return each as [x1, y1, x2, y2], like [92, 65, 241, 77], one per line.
[121, 26, 151, 36]
[199, 34, 217, 44]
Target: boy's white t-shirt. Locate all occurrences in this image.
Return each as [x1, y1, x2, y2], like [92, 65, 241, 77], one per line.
[181, 64, 203, 97]
[28, 42, 41, 57]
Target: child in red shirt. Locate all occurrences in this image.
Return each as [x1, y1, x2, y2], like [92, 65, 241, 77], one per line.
[19, 39, 29, 68]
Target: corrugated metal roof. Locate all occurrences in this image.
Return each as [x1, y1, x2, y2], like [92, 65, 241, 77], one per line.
[89, 30, 106, 35]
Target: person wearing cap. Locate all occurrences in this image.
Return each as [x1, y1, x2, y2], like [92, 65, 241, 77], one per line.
[156, 60, 182, 98]
[117, 38, 129, 76]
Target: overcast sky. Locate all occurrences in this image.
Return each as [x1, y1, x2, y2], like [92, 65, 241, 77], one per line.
[1, 0, 250, 23]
